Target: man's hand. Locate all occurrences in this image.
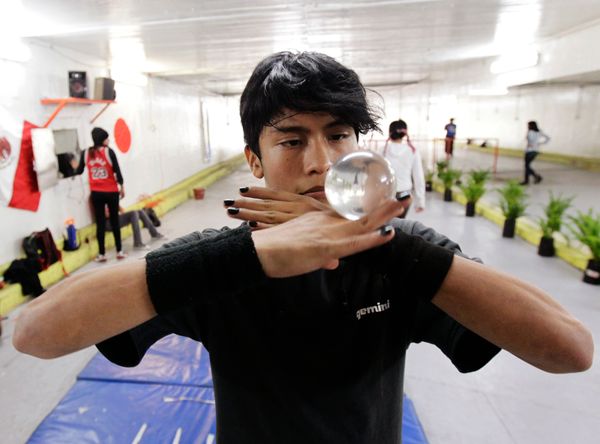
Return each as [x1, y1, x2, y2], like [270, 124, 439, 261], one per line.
[224, 186, 330, 229]
[119, 185, 125, 200]
[251, 199, 404, 278]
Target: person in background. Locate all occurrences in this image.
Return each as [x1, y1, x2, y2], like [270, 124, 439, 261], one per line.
[520, 120, 550, 185]
[73, 127, 126, 262]
[105, 206, 164, 250]
[383, 119, 425, 217]
[444, 118, 457, 159]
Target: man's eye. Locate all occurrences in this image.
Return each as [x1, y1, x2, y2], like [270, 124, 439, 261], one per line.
[330, 133, 349, 141]
[281, 139, 302, 147]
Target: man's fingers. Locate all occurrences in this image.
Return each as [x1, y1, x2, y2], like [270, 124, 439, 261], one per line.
[239, 186, 300, 202]
[330, 226, 396, 259]
[225, 198, 296, 213]
[249, 221, 275, 231]
[227, 207, 295, 224]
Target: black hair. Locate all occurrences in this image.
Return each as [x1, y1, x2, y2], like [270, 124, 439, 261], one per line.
[90, 127, 109, 158]
[528, 121, 539, 132]
[240, 51, 380, 157]
[91, 127, 109, 147]
[389, 119, 408, 140]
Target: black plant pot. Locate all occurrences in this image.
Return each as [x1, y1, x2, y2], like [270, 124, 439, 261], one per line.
[465, 202, 476, 217]
[583, 259, 600, 285]
[538, 236, 555, 257]
[443, 188, 452, 202]
[502, 218, 516, 238]
[425, 181, 433, 192]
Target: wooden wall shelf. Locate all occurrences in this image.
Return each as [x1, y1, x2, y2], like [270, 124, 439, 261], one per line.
[40, 98, 116, 127]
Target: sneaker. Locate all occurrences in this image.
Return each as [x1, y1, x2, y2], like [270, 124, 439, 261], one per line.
[94, 254, 107, 263]
[116, 251, 128, 260]
[519, 181, 529, 186]
[134, 244, 151, 250]
[534, 175, 543, 184]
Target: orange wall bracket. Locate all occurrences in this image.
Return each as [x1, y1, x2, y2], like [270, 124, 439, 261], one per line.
[40, 98, 116, 128]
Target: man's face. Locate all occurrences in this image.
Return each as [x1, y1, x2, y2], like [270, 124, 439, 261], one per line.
[245, 111, 358, 202]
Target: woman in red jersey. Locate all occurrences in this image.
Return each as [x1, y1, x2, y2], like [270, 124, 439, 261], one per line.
[74, 127, 126, 262]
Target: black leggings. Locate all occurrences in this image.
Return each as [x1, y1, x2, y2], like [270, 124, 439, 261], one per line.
[91, 191, 121, 255]
[524, 151, 539, 183]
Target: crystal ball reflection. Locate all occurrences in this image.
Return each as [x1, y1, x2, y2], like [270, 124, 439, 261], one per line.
[325, 151, 396, 220]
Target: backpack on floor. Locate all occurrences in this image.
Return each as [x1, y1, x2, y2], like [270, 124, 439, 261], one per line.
[22, 228, 63, 271]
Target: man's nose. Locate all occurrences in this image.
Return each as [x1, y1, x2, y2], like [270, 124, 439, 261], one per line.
[305, 137, 333, 175]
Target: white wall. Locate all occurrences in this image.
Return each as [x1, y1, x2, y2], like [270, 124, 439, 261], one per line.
[373, 74, 600, 160]
[0, 42, 242, 264]
[372, 20, 600, 160]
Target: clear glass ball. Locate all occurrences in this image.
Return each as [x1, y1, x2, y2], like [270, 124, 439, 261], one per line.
[325, 151, 396, 220]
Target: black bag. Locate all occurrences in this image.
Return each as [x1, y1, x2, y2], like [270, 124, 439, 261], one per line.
[22, 228, 62, 270]
[143, 207, 161, 227]
[4, 258, 44, 297]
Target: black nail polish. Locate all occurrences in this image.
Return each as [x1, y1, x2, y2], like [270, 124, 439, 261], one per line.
[239, 187, 249, 193]
[224, 199, 235, 206]
[249, 220, 258, 227]
[379, 225, 393, 236]
[227, 207, 240, 215]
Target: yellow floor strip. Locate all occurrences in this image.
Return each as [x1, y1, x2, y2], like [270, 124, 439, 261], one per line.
[432, 181, 591, 271]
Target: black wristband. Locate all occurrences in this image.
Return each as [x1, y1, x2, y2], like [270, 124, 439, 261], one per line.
[145, 226, 267, 315]
[391, 229, 455, 301]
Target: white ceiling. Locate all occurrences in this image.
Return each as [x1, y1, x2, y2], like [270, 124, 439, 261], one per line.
[17, 0, 600, 94]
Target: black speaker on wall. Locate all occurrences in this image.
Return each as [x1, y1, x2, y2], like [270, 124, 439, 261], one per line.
[68, 71, 87, 98]
[94, 77, 116, 100]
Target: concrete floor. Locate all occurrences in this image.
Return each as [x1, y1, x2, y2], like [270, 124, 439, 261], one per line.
[0, 159, 598, 444]
[446, 147, 600, 219]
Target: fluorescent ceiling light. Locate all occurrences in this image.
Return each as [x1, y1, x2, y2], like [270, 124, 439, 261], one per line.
[494, 6, 541, 50]
[490, 49, 539, 74]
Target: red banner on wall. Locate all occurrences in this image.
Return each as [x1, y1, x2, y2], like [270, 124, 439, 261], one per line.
[7, 121, 41, 211]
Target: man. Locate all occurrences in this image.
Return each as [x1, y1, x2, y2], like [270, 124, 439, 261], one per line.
[444, 118, 457, 159]
[13, 52, 593, 444]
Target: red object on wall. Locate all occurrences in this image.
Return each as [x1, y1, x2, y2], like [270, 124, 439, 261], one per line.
[8, 121, 41, 212]
[114, 118, 131, 153]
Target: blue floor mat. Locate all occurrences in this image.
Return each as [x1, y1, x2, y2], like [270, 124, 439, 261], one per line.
[78, 334, 213, 387]
[28, 380, 216, 444]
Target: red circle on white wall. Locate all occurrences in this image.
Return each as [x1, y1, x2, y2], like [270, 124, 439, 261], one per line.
[114, 118, 131, 153]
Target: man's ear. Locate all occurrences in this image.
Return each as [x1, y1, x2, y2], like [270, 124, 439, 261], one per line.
[244, 146, 264, 179]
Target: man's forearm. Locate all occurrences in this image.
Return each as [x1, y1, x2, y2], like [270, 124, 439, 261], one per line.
[432, 255, 594, 373]
[13, 261, 155, 358]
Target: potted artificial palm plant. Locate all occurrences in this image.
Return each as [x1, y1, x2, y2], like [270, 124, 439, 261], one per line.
[438, 168, 462, 202]
[459, 169, 490, 216]
[537, 193, 573, 257]
[436, 160, 449, 173]
[497, 181, 527, 238]
[469, 169, 490, 185]
[460, 182, 485, 217]
[568, 210, 600, 285]
[425, 170, 434, 192]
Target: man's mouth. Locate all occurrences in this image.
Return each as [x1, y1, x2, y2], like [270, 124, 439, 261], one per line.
[301, 186, 326, 199]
